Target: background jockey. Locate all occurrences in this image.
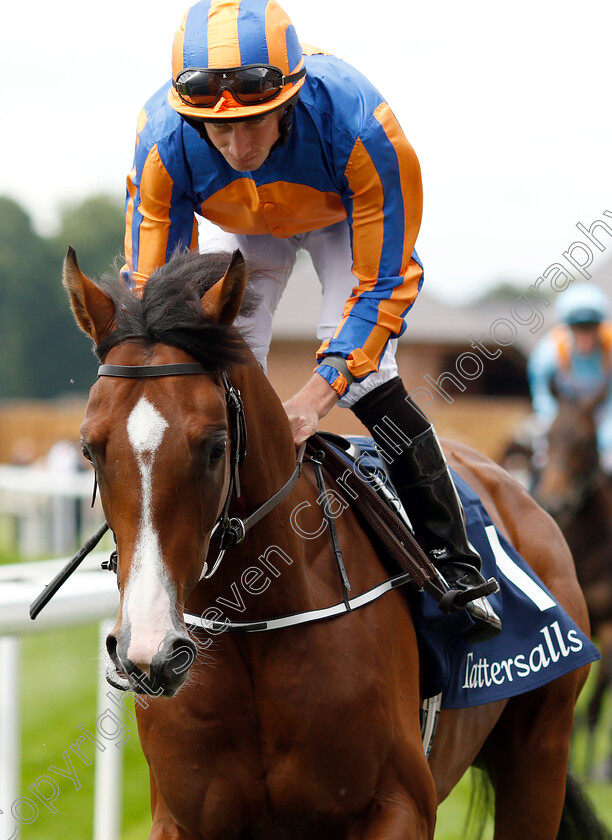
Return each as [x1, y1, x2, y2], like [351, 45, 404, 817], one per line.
[528, 283, 612, 472]
[121, 0, 500, 639]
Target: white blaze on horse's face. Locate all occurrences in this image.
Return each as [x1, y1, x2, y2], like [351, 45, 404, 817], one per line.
[123, 395, 175, 671]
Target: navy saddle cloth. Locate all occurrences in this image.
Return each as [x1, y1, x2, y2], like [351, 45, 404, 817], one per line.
[334, 435, 600, 709]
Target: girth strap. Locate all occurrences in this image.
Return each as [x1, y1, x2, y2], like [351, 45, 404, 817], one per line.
[310, 449, 352, 606]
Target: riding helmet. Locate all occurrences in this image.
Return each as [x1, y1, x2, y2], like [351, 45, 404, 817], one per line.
[168, 0, 306, 122]
[556, 284, 610, 326]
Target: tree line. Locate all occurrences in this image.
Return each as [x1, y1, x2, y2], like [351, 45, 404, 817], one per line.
[0, 195, 124, 398]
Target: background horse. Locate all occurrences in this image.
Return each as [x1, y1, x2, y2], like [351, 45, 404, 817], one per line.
[63, 247, 604, 839]
[533, 392, 612, 779]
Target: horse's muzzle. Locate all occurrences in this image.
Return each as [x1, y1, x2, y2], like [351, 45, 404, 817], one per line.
[106, 630, 197, 697]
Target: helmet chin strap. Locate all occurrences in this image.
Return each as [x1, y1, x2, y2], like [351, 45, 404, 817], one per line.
[271, 99, 298, 151]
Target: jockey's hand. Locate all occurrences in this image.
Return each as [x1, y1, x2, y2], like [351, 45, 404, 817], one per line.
[283, 374, 339, 446]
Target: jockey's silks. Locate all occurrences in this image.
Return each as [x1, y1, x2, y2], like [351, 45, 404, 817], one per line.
[124, 52, 424, 395]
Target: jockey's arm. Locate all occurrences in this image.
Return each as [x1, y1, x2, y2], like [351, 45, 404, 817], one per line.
[312, 106, 423, 401]
[123, 111, 198, 290]
[527, 337, 559, 421]
[283, 110, 423, 444]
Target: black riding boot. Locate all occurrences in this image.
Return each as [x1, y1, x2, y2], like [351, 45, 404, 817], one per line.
[352, 378, 501, 642]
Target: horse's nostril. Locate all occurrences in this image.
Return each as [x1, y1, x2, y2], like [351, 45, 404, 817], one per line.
[144, 633, 198, 693]
[165, 634, 197, 678]
[106, 634, 118, 660]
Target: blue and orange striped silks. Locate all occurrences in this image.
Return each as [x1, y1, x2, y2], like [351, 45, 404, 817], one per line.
[124, 49, 424, 396]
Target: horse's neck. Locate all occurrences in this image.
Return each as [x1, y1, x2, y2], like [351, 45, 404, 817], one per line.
[579, 472, 612, 516]
[232, 363, 298, 507]
[189, 364, 333, 620]
[576, 447, 605, 497]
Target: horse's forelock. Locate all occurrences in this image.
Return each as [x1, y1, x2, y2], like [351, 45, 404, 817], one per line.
[148, 249, 237, 298]
[95, 250, 253, 371]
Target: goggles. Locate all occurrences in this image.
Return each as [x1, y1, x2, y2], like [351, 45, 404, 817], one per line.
[173, 64, 306, 107]
[566, 309, 604, 326]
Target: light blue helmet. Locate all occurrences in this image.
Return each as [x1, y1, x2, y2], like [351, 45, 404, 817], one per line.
[555, 284, 609, 326]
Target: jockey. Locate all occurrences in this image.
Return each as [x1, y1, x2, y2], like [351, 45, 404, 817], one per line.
[528, 283, 612, 471]
[122, 0, 500, 640]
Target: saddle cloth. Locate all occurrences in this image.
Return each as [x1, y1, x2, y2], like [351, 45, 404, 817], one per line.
[328, 435, 600, 709]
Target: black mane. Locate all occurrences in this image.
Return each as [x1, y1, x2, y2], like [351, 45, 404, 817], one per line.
[95, 250, 254, 372]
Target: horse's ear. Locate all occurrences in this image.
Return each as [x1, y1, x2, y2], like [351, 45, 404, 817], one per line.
[62, 247, 116, 344]
[201, 250, 246, 325]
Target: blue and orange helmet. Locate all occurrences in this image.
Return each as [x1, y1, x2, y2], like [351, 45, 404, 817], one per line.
[169, 0, 306, 121]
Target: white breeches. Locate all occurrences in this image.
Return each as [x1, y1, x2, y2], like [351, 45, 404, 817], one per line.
[198, 217, 398, 408]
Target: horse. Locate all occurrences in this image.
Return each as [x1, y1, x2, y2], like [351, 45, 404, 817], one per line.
[62, 245, 605, 839]
[532, 391, 612, 779]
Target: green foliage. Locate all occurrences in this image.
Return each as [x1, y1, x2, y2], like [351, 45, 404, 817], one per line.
[474, 280, 527, 304]
[51, 195, 125, 280]
[0, 195, 124, 398]
[0, 198, 56, 397]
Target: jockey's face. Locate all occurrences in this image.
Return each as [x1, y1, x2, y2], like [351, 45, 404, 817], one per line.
[571, 323, 600, 356]
[205, 111, 282, 171]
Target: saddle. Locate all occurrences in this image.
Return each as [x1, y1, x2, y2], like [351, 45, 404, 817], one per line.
[309, 432, 489, 611]
[28, 429, 488, 630]
[310, 432, 502, 641]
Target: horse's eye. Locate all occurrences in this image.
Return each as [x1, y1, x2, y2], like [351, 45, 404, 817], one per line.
[209, 439, 228, 464]
[81, 444, 92, 462]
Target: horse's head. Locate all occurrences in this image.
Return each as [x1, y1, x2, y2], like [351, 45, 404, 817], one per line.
[533, 389, 605, 523]
[63, 247, 249, 696]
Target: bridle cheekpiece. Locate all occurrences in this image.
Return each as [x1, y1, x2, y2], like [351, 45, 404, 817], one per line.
[96, 362, 303, 580]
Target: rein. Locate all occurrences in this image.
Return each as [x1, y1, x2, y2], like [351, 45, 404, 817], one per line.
[30, 361, 442, 637]
[97, 363, 306, 580]
[29, 362, 305, 618]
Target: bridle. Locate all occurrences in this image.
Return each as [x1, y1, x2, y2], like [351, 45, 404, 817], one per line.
[30, 363, 444, 751]
[29, 359, 304, 619]
[96, 362, 305, 580]
[30, 360, 428, 637]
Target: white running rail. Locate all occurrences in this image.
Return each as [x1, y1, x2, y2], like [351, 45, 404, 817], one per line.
[0, 553, 123, 840]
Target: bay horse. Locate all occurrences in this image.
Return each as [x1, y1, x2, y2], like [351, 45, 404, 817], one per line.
[63, 246, 605, 839]
[533, 391, 612, 779]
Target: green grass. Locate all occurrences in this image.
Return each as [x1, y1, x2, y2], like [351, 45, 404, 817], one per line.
[434, 764, 612, 840]
[434, 657, 612, 839]
[15, 624, 150, 840]
[8, 625, 612, 839]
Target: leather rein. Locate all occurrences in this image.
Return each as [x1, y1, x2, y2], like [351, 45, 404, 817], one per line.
[29, 362, 305, 619]
[30, 361, 435, 631]
[95, 363, 443, 632]
[29, 360, 443, 758]
[96, 363, 306, 581]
